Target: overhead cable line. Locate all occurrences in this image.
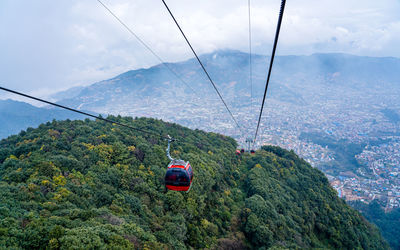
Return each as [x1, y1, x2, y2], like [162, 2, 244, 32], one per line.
[247, 0, 254, 147]
[253, 0, 286, 144]
[0, 86, 172, 141]
[161, 0, 244, 135]
[96, 0, 198, 96]
[248, 0, 253, 117]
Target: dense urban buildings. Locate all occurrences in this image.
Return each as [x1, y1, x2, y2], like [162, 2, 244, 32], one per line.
[106, 76, 400, 210]
[36, 52, 400, 210]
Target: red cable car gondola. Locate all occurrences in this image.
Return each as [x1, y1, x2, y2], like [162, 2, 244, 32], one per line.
[165, 160, 193, 192]
[164, 136, 193, 192]
[235, 149, 241, 155]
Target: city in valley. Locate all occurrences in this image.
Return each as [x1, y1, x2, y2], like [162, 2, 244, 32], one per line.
[101, 76, 400, 211]
[34, 52, 400, 211]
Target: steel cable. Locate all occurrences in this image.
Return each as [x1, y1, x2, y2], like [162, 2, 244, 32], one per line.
[0, 86, 172, 140]
[161, 0, 244, 135]
[253, 0, 286, 144]
[97, 0, 198, 96]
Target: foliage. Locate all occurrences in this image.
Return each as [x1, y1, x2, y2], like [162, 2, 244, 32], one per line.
[0, 117, 388, 249]
[350, 200, 400, 250]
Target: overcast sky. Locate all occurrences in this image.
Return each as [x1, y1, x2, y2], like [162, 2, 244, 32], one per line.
[1, 0, 399, 99]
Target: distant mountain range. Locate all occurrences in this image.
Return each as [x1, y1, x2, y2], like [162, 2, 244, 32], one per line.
[1, 50, 399, 139]
[55, 50, 400, 113]
[0, 99, 84, 139]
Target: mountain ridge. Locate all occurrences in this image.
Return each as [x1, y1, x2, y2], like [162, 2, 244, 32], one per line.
[0, 99, 84, 139]
[54, 51, 400, 112]
[0, 116, 388, 249]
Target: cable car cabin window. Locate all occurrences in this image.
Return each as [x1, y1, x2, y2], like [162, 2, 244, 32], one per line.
[165, 170, 177, 182]
[165, 169, 190, 186]
[188, 165, 193, 180]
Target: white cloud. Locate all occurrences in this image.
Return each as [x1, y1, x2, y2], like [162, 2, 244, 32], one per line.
[0, 0, 399, 98]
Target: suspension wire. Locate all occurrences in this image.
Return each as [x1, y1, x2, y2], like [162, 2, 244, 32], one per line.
[96, 0, 198, 96]
[0, 86, 173, 141]
[161, 0, 244, 135]
[166, 135, 174, 161]
[247, 0, 254, 148]
[253, 0, 286, 144]
[248, 0, 253, 120]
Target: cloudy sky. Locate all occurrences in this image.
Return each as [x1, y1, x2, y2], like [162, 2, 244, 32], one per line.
[1, 0, 399, 99]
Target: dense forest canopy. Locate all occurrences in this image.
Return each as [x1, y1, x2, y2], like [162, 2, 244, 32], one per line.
[350, 200, 400, 250]
[0, 117, 388, 249]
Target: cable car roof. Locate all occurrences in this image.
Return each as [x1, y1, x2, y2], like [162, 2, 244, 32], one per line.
[168, 159, 189, 168]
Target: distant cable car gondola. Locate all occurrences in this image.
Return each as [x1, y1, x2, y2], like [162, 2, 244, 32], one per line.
[235, 149, 241, 155]
[164, 136, 193, 192]
[240, 148, 245, 153]
[250, 150, 255, 154]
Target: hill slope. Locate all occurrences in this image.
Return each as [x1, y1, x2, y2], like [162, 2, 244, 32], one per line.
[0, 117, 387, 249]
[350, 200, 400, 250]
[0, 99, 84, 139]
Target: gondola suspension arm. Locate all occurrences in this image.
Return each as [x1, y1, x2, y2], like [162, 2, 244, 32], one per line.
[166, 135, 175, 161]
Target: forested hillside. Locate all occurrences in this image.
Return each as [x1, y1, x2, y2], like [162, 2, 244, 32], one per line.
[0, 117, 388, 249]
[350, 200, 400, 250]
